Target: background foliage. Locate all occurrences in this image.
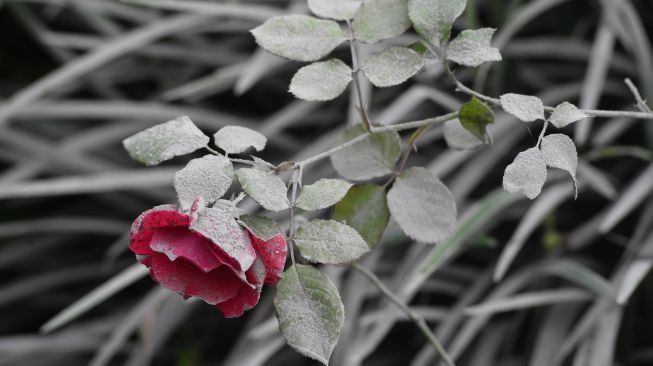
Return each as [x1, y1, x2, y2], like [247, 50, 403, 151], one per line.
[1, 0, 653, 365]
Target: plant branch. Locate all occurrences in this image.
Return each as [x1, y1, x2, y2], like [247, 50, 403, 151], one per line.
[351, 262, 457, 366]
[346, 20, 372, 132]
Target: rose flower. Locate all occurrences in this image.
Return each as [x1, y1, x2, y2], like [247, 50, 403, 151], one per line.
[128, 199, 286, 317]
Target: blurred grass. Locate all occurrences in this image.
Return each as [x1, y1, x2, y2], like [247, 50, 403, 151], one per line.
[1, 0, 653, 365]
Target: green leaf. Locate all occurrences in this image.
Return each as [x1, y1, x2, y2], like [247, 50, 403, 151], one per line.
[251, 15, 347, 62]
[500, 93, 545, 122]
[308, 0, 361, 20]
[352, 0, 411, 44]
[540, 134, 578, 197]
[446, 28, 502, 67]
[296, 178, 353, 211]
[458, 96, 494, 143]
[503, 148, 547, 199]
[174, 154, 234, 211]
[289, 59, 352, 101]
[443, 119, 484, 150]
[387, 167, 457, 244]
[122, 116, 209, 166]
[274, 264, 344, 365]
[294, 219, 370, 264]
[361, 47, 424, 87]
[331, 124, 402, 181]
[408, 0, 467, 44]
[333, 184, 389, 246]
[236, 168, 290, 211]
[213, 126, 267, 155]
[239, 215, 284, 241]
[548, 101, 588, 128]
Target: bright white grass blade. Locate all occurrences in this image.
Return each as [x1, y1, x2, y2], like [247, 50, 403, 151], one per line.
[530, 304, 582, 366]
[577, 162, 616, 199]
[544, 260, 614, 299]
[494, 183, 574, 281]
[617, 260, 652, 304]
[40, 264, 148, 334]
[587, 305, 622, 366]
[464, 289, 591, 316]
[599, 163, 653, 233]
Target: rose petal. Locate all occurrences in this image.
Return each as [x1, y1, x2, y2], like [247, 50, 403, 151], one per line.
[149, 253, 242, 305]
[150, 227, 224, 273]
[249, 232, 287, 284]
[131, 205, 188, 237]
[129, 230, 155, 255]
[216, 257, 266, 317]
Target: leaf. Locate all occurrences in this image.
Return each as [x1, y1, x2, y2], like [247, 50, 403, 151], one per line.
[361, 47, 424, 87]
[331, 124, 402, 181]
[289, 59, 352, 101]
[540, 134, 578, 197]
[387, 167, 457, 244]
[548, 101, 589, 128]
[500, 93, 545, 122]
[296, 179, 353, 211]
[294, 219, 369, 264]
[458, 96, 494, 142]
[333, 184, 389, 246]
[122, 116, 209, 166]
[443, 119, 484, 150]
[407, 0, 467, 44]
[213, 126, 267, 155]
[235, 168, 290, 212]
[502, 148, 547, 199]
[239, 215, 284, 241]
[446, 28, 502, 67]
[274, 264, 344, 365]
[308, 0, 361, 20]
[352, 0, 411, 44]
[174, 155, 234, 211]
[250, 15, 347, 62]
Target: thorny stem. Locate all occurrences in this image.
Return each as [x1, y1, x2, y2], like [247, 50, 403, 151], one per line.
[625, 78, 652, 113]
[346, 20, 372, 132]
[287, 179, 299, 265]
[351, 262, 457, 366]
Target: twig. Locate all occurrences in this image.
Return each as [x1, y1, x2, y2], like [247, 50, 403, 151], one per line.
[346, 20, 372, 131]
[624, 78, 652, 113]
[351, 262, 457, 366]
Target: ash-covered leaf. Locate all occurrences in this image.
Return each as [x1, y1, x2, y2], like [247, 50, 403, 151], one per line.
[213, 126, 267, 155]
[289, 59, 352, 101]
[236, 168, 290, 212]
[251, 15, 347, 62]
[541, 133, 578, 197]
[362, 47, 424, 87]
[308, 0, 361, 20]
[443, 119, 484, 150]
[123, 116, 209, 166]
[274, 264, 344, 365]
[387, 167, 457, 244]
[352, 0, 411, 44]
[502, 147, 547, 199]
[500, 93, 545, 122]
[296, 179, 353, 211]
[548, 101, 589, 128]
[447, 28, 502, 67]
[174, 155, 234, 211]
[408, 0, 466, 44]
[333, 184, 389, 246]
[459, 96, 494, 142]
[294, 219, 369, 264]
[240, 215, 284, 241]
[331, 124, 401, 181]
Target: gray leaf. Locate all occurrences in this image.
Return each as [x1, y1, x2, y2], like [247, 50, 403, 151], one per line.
[362, 47, 424, 87]
[123, 116, 209, 166]
[443, 119, 484, 150]
[251, 15, 347, 62]
[289, 59, 352, 101]
[503, 147, 547, 199]
[274, 264, 344, 365]
[447, 28, 502, 67]
[308, 0, 361, 20]
[387, 167, 457, 244]
[236, 168, 290, 211]
[213, 126, 267, 155]
[174, 155, 234, 211]
[408, 0, 467, 44]
[294, 219, 369, 264]
[548, 101, 589, 128]
[296, 179, 353, 211]
[500, 93, 545, 122]
[540, 133, 578, 197]
[352, 0, 411, 44]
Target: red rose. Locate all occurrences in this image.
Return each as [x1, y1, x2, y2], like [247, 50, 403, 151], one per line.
[129, 199, 286, 317]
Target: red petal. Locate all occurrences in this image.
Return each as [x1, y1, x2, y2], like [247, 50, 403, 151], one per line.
[130, 205, 188, 238]
[249, 232, 287, 285]
[129, 230, 154, 255]
[216, 258, 266, 317]
[150, 227, 223, 273]
[149, 253, 242, 305]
